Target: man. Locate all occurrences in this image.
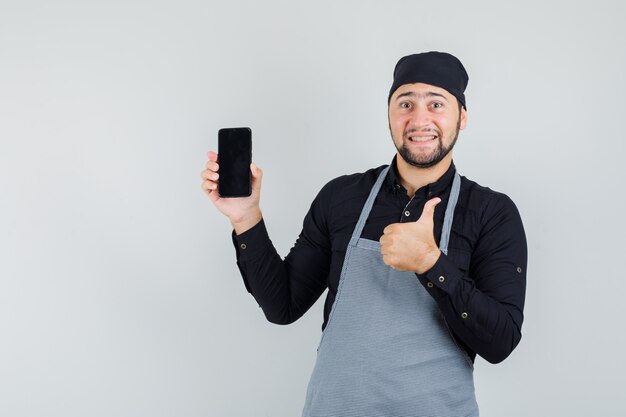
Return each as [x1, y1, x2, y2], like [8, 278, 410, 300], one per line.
[201, 51, 527, 416]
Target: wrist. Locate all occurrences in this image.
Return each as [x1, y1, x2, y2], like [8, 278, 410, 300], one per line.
[231, 210, 263, 235]
[416, 248, 441, 274]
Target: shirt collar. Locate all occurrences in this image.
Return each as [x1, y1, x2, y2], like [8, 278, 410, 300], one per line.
[384, 154, 457, 198]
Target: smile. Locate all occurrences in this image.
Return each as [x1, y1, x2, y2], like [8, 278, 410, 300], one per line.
[408, 135, 437, 142]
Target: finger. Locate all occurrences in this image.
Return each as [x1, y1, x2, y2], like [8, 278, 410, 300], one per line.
[207, 185, 220, 203]
[201, 169, 219, 181]
[250, 162, 263, 179]
[201, 180, 217, 191]
[207, 150, 218, 161]
[205, 160, 219, 171]
[383, 224, 394, 235]
[417, 197, 442, 222]
[380, 234, 395, 251]
[250, 162, 263, 195]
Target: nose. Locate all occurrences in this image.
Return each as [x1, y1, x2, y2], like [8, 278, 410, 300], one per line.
[409, 106, 432, 128]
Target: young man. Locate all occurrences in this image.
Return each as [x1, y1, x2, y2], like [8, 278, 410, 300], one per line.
[201, 51, 527, 416]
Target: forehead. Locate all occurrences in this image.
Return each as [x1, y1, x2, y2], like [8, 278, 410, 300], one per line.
[392, 83, 452, 100]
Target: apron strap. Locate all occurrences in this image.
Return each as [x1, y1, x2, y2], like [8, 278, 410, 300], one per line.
[350, 166, 390, 244]
[439, 172, 461, 255]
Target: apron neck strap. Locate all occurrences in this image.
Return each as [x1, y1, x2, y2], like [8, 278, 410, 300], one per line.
[439, 172, 461, 255]
[350, 166, 390, 243]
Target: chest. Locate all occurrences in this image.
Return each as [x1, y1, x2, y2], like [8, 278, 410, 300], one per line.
[326, 188, 481, 289]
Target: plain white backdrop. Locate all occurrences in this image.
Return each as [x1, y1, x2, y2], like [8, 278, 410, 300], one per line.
[1, 1, 625, 416]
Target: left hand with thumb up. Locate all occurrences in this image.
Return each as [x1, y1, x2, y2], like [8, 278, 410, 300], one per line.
[380, 197, 443, 274]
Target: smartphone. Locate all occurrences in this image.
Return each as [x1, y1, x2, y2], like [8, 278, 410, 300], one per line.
[217, 127, 252, 197]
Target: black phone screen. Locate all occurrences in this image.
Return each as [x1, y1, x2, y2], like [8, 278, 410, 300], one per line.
[217, 127, 252, 197]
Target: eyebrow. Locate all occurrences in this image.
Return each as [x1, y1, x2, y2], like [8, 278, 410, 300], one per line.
[395, 91, 449, 102]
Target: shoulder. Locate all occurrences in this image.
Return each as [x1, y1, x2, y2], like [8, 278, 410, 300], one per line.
[459, 175, 523, 227]
[316, 164, 388, 207]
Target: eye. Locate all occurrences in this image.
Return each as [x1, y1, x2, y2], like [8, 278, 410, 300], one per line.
[431, 102, 444, 109]
[400, 102, 412, 109]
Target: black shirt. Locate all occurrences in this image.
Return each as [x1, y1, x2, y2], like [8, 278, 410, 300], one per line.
[231, 156, 527, 364]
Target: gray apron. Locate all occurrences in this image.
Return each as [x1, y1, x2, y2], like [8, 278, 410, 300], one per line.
[301, 166, 479, 417]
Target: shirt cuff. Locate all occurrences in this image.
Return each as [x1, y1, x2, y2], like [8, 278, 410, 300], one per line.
[231, 217, 270, 262]
[415, 253, 464, 299]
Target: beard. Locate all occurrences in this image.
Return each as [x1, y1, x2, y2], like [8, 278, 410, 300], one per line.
[392, 115, 461, 168]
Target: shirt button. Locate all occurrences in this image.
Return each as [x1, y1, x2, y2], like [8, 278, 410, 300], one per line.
[427, 282, 434, 288]
[461, 312, 468, 319]
[404, 210, 410, 217]
[438, 276, 445, 283]
[240, 243, 247, 250]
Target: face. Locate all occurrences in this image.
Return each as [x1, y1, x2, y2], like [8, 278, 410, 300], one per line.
[388, 83, 467, 168]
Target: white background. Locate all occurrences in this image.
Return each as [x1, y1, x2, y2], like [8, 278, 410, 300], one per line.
[1, 1, 625, 416]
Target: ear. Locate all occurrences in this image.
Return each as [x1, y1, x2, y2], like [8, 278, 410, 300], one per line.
[459, 107, 467, 131]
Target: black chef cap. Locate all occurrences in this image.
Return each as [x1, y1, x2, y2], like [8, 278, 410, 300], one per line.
[388, 51, 469, 109]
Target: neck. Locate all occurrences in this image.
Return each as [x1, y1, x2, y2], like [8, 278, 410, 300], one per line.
[395, 153, 453, 197]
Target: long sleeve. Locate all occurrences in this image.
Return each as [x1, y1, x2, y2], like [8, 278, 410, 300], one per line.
[231, 190, 332, 325]
[416, 193, 527, 364]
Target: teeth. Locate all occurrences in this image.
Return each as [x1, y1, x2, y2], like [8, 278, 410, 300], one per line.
[409, 135, 435, 142]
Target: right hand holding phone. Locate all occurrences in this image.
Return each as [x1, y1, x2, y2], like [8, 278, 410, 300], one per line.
[201, 150, 263, 234]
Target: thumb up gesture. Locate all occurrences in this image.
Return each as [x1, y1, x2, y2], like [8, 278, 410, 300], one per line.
[380, 197, 442, 274]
